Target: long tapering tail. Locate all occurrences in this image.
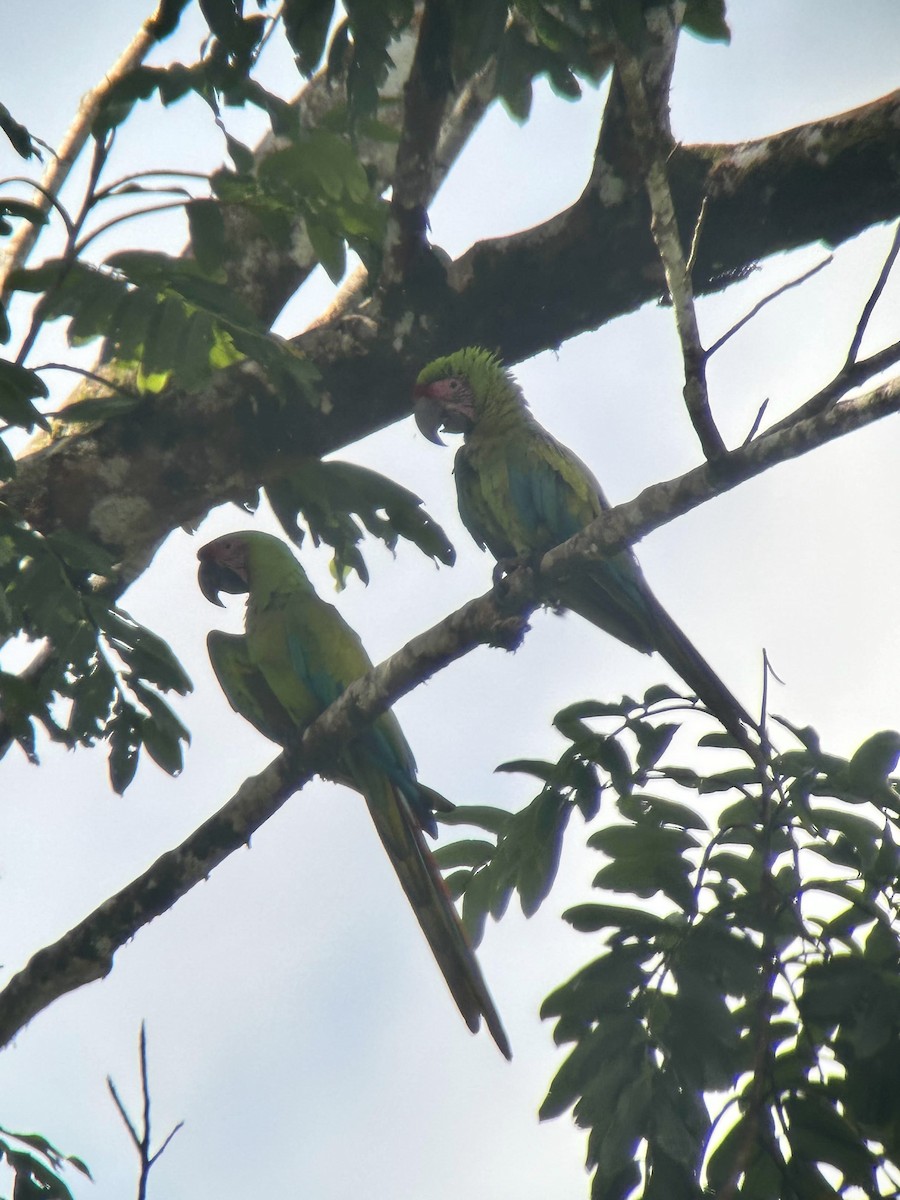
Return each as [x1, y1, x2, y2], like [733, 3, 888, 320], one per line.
[350, 755, 511, 1059]
[560, 569, 764, 767]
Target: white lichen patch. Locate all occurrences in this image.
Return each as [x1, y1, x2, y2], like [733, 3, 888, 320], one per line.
[382, 29, 417, 99]
[90, 493, 153, 548]
[289, 223, 316, 268]
[597, 167, 628, 207]
[95, 453, 131, 488]
[726, 139, 772, 175]
[392, 309, 415, 351]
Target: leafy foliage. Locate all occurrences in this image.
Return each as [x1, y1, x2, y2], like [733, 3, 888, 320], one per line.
[0, 1125, 89, 1200]
[441, 692, 900, 1199]
[0, 521, 192, 792]
[265, 458, 455, 586]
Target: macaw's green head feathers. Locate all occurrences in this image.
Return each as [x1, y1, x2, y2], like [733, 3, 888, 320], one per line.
[414, 347, 526, 443]
[198, 530, 309, 606]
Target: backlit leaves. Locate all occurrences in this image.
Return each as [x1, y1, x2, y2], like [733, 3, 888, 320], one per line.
[0, 520, 192, 792]
[0, 1125, 90, 1200]
[440, 683, 900, 1198]
[266, 459, 455, 587]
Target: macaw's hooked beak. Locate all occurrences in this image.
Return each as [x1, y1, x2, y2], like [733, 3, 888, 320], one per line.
[413, 380, 475, 445]
[413, 390, 448, 445]
[197, 544, 248, 607]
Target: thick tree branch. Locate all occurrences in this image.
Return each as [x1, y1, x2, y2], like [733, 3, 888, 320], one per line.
[380, 0, 455, 288]
[6, 88, 899, 591]
[1, 374, 898, 1050]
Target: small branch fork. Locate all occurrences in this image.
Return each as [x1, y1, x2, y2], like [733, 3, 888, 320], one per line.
[0, 3, 162, 295]
[1, 372, 899, 1052]
[770, 219, 900, 433]
[108, 1022, 183, 1200]
[613, 41, 725, 460]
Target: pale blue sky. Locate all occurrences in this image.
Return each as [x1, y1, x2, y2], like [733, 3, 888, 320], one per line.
[2, 2, 900, 1196]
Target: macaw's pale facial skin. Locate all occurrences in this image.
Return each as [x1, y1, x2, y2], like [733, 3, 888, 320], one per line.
[197, 529, 511, 1059]
[415, 348, 760, 758]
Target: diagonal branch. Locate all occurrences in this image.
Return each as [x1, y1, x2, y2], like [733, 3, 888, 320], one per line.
[8, 86, 898, 593]
[0, 3, 162, 296]
[613, 40, 724, 459]
[1, 373, 898, 1051]
[843, 219, 900, 369]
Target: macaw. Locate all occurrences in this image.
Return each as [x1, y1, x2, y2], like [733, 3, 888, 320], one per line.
[197, 529, 510, 1058]
[413, 347, 758, 751]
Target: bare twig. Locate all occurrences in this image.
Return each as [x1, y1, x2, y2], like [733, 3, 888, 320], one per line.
[742, 398, 769, 445]
[14, 134, 113, 369]
[685, 193, 708, 276]
[108, 1023, 184, 1200]
[844, 219, 900, 367]
[707, 256, 833, 358]
[768, 336, 900, 435]
[0, 176, 76, 238]
[764, 225, 900, 436]
[0, 4, 162, 294]
[1, 374, 899, 1051]
[74, 198, 194, 256]
[614, 46, 725, 459]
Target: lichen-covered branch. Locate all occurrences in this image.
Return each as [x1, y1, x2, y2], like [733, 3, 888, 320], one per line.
[5, 65, 900, 588]
[381, 0, 455, 288]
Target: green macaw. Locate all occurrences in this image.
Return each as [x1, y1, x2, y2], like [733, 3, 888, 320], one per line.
[197, 529, 510, 1058]
[414, 347, 759, 751]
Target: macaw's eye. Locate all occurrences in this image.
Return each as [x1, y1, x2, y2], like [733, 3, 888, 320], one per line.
[448, 379, 459, 390]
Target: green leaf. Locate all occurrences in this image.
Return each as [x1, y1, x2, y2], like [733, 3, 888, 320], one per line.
[48, 529, 119, 576]
[562, 903, 665, 936]
[846, 729, 900, 794]
[632, 721, 678, 770]
[580, 733, 633, 794]
[617, 793, 708, 831]
[589, 824, 699, 859]
[518, 790, 570, 916]
[461, 861, 494, 945]
[683, 0, 731, 43]
[785, 1092, 876, 1185]
[51, 392, 141, 424]
[188, 199, 227, 275]
[0, 359, 49, 431]
[809, 805, 882, 868]
[540, 1016, 644, 1121]
[107, 707, 142, 795]
[283, 0, 336, 75]
[698, 765, 760, 792]
[225, 133, 255, 173]
[554, 698, 631, 730]
[306, 219, 347, 283]
[495, 757, 556, 781]
[436, 804, 512, 835]
[267, 459, 454, 585]
[140, 712, 185, 776]
[0, 102, 38, 158]
[432, 838, 495, 870]
[0, 197, 48, 229]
